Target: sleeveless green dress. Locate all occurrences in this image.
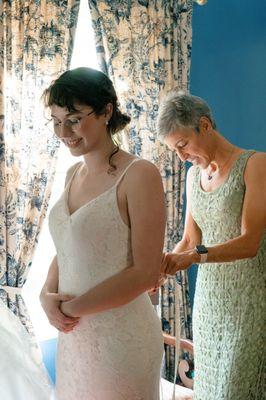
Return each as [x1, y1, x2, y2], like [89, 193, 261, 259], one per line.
[190, 150, 266, 400]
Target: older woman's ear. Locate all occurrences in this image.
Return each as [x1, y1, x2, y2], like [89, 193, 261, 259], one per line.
[198, 116, 214, 135]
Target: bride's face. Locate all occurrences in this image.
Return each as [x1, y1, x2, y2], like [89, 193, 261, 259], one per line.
[49, 103, 110, 156]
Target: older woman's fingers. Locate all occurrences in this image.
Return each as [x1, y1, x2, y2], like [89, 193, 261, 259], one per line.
[162, 276, 168, 285]
[158, 275, 167, 286]
[161, 252, 171, 273]
[165, 259, 179, 275]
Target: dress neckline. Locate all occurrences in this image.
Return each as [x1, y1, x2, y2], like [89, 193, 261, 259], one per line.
[198, 150, 248, 195]
[65, 158, 139, 218]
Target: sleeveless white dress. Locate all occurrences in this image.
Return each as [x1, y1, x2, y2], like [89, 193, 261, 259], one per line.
[49, 159, 164, 400]
[0, 299, 52, 400]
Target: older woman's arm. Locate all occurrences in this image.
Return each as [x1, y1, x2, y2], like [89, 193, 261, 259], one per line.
[162, 153, 266, 274]
[160, 166, 202, 274]
[173, 166, 202, 253]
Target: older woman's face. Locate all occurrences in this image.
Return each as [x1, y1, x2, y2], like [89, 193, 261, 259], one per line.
[164, 125, 212, 169]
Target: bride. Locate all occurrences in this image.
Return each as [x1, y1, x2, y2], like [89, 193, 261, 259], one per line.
[0, 299, 52, 400]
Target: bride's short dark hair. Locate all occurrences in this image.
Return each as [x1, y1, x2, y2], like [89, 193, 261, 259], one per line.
[43, 67, 130, 136]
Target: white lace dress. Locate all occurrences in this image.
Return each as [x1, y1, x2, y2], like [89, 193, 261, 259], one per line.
[49, 160, 164, 400]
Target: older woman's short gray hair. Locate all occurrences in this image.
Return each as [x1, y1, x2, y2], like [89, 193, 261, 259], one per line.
[156, 90, 216, 140]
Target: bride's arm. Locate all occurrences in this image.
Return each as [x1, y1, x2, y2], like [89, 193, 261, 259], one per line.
[40, 163, 81, 332]
[40, 256, 79, 332]
[61, 160, 166, 318]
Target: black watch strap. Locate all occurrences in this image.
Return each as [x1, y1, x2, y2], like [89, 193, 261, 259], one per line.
[195, 245, 208, 263]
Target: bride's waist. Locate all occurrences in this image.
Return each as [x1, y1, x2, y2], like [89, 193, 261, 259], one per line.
[67, 294, 159, 329]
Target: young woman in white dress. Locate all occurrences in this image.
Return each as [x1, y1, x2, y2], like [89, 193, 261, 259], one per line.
[40, 67, 166, 400]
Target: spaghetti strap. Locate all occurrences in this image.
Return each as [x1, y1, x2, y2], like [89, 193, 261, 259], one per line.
[65, 161, 83, 188]
[114, 158, 141, 187]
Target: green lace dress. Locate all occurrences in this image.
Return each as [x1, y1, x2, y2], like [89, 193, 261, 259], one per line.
[190, 150, 266, 400]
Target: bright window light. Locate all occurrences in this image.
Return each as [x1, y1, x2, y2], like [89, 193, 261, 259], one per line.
[23, 0, 100, 341]
[70, 0, 99, 70]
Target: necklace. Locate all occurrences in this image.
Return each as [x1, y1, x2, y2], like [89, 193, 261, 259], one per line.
[206, 147, 235, 181]
[207, 163, 217, 180]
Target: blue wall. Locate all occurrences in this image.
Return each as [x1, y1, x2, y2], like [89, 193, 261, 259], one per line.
[188, 1, 266, 305]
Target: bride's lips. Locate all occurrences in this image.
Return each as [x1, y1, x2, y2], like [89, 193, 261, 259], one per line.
[63, 138, 83, 148]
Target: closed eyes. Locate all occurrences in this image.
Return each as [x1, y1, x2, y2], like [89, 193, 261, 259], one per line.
[53, 118, 81, 128]
[176, 142, 187, 149]
[46, 110, 95, 133]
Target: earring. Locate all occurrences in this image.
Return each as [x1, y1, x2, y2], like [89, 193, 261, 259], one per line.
[106, 120, 109, 126]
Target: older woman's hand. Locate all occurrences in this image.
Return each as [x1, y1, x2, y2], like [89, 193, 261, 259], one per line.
[161, 250, 196, 275]
[148, 274, 168, 294]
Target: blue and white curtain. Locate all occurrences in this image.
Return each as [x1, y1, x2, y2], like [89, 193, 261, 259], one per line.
[88, 0, 193, 379]
[0, 0, 80, 334]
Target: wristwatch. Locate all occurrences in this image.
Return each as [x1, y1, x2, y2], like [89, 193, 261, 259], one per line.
[195, 245, 208, 263]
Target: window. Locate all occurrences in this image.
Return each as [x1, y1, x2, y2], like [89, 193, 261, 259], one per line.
[23, 0, 100, 341]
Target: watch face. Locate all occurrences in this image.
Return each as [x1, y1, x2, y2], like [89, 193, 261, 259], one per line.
[196, 245, 208, 254]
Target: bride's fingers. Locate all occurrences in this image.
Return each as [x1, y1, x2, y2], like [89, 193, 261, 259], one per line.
[48, 313, 79, 326]
[61, 326, 77, 333]
[53, 321, 77, 332]
[48, 315, 79, 329]
[52, 293, 75, 302]
[54, 308, 79, 323]
[55, 318, 79, 329]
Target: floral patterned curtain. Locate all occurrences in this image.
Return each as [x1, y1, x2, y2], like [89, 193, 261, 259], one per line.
[88, 0, 193, 380]
[0, 0, 80, 334]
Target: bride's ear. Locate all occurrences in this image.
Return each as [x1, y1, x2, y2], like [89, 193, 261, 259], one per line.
[105, 103, 113, 120]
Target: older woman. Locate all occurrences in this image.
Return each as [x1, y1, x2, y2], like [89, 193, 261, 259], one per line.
[157, 91, 266, 400]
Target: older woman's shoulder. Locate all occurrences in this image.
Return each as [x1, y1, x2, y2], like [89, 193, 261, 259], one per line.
[244, 151, 266, 182]
[186, 165, 198, 180]
[247, 151, 266, 167]
[187, 164, 197, 174]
